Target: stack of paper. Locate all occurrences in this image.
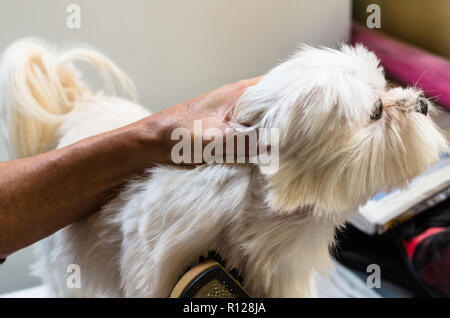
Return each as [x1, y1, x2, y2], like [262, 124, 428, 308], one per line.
[351, 153, 450, 235]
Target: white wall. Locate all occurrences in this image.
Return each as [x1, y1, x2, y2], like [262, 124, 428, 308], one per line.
[0, 0, 350, 293]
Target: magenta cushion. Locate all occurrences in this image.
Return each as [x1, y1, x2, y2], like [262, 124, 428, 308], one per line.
[352, 23, 450, 110]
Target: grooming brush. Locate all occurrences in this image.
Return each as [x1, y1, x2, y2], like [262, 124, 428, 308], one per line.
[170, 251, 250, 298]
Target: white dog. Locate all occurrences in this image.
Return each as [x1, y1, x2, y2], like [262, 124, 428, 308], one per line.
[0, 39, 447, 297]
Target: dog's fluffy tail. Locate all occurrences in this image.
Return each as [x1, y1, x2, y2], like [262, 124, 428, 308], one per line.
[0, 38, 136, 158]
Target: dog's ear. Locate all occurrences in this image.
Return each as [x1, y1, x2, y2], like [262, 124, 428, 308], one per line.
[235, 76, 360, 214]
[258, 87, 359, 215]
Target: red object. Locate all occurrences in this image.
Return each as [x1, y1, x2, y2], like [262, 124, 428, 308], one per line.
[352, 23, 450, 110]
[402, 227, 445, 259]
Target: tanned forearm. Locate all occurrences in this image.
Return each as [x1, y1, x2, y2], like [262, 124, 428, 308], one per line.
[0, 77, 261, 259]
[0, 117, 164, 259]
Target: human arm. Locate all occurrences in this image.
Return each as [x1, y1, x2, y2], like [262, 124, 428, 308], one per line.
[0, 77, 261, 259]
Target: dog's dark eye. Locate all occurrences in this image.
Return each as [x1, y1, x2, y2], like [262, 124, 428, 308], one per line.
[370, 99, 383, 120]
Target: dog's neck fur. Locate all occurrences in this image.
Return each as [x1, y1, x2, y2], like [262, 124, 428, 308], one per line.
[215, 167, 342, 297]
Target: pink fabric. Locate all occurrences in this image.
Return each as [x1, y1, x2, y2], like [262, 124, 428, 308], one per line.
[352, 23, 450, 110]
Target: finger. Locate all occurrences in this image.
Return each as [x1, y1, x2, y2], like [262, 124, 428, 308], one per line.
[224, 76, 263, 119]
[244, 75, 263, 87]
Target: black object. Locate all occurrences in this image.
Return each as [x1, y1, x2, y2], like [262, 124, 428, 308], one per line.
[335, 224, 424, 296]
[418, 98, 428, 115]
[335, 198, 450, 298]
[391, 198, 450, 297]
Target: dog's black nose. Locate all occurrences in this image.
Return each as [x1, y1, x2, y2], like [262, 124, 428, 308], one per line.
[418, 98, 428, 115]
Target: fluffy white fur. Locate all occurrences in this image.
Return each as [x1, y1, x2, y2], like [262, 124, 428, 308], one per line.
[0, 39, 447, 297]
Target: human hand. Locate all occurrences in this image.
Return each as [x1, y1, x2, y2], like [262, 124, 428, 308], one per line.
[143, 76, 262, 164]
